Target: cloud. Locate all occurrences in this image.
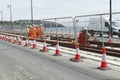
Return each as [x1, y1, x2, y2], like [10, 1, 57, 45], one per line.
[0, 0, 120, 21]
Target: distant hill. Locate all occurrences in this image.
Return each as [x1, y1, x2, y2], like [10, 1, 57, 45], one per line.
[0, 20, 65, 30]
[14, 20, 65, 27]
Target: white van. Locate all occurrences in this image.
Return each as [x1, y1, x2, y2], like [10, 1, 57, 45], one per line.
[87, 17, 120, 37]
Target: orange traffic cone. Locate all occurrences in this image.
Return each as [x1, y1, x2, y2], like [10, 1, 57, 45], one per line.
[53, 41, 62, 56]
[93, 34, 97, 41]
[98, 48, 110, 70]
[32, 40, 37, 49]
[0, 35, 2, 39]
[13, 36, 17, 44]
[18, 36, 22, 45]
[107, 36, 112, 43]
[68, 33, 71, 38]
[0, 35, 3, 39]
[8, 36, 12, 42]
[24, 38, 29, 47]
[3, 35, 5, 40]
[5, 35, 8, 41]
[40, 39, 48, 52]
[62, 33, 64, 37]
[70, 43, 83, 62]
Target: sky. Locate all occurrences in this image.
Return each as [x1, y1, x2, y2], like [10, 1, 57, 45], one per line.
[0, 0, 120, 21]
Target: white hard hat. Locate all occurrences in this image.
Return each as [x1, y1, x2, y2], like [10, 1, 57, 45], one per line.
[40, 24, 42, 26]
[82, 27, 87, 30]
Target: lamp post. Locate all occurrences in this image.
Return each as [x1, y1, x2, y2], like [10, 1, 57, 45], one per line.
[109, 0, 112, 37]
[31, 0, 34, 26]
[7, 4, 13, 29]
[0, 11, 3, 28]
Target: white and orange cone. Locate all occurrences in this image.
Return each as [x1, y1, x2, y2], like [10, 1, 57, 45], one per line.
[53, 41, 62, 56]
[62, 33, 64, 37]
[98, 48, 110, 70]
[18, 36, 22, 45]
[31, 40, 37, 49]
[93, 34, 97, 41]
[3, 35, 5, 40]
[70, 43, 83, 62]
[107, 35, 112, 43]
[24, 38, 29, 47]
[13, 36, 17, 44]
[40, 39, 48, 52]
[8, 36, 12, 42]
[0, 35, 2, 39]
[5, 35, 8, 41]
[68, 33, 71, 39]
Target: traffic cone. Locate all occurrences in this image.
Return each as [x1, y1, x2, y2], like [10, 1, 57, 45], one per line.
[0, 35, 3, 39]
[4, 35, 6, 41]
[0, 35, 2, 39]
[5, 35, 8, 41]
[53, 41, 62, 56]
[93, 34, 97, 41]
[40, 39, 48, 52]
[107, 36, 112, 43]
[62, 33, 64, 37]
[2, 35, 4, 40]
[70, 43, 83, 62]
[68, 33, 71, 38]
[18, 36, 22, 45]
[13, 36, 17, 44]
[8, 36, 12, 42]
[98, 48, 110, 70]
[24, 38, 29, 47]
[31, 40, 37, 49]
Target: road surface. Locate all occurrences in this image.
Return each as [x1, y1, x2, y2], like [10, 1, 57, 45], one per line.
[0, 40, 120, 80]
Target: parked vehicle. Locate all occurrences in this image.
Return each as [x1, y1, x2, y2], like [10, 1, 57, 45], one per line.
[87, 17, 120, 37]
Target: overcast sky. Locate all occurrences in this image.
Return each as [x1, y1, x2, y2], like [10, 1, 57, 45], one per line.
[0, 0, 120, 21]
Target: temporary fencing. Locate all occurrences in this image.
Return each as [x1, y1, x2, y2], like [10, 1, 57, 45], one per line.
[1, 12, 120, 71]
[42, 17, 74, 40]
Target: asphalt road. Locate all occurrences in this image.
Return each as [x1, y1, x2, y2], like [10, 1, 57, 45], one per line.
[0, 40, 119, 80]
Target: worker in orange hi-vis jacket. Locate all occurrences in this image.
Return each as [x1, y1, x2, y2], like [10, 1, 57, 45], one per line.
[29, 26, 34, 40]
[29, 26, 37, 40]
[38, 24, 44, 40]
[33, 26, 37, 40]
[35, 26, 39, 39]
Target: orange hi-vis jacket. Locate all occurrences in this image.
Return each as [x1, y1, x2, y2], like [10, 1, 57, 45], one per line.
[35, 27, 39, 39]
[29, 26, 37, 40]
[38, 26, 44, 38]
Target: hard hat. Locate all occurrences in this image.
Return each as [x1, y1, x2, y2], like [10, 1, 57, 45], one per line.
[82, 27, 87, 30]
[40, 24, 43, 26]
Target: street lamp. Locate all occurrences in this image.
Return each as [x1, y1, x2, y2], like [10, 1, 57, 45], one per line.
[0, 11, 3, 28]
[109, 0, 112, 37]
[31, 0, 34, 26]
[7, 4, 13, 29]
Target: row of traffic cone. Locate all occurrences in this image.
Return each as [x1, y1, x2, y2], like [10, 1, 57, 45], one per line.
[93, 34, 112, 43]
[0, 34, 110, 70]
[70, 43, 109, 70]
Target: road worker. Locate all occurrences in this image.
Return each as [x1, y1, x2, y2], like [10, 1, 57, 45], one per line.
[33, 25, 37, 40]
[29, 26, 33, 39]
[81, 27, 90, 46]
[29, 25, 37, 40]
[78, 31, 83, 46]
[35, 25, 39, 39]
[38, 24, 44, 39]
[26, 25, 30, 37]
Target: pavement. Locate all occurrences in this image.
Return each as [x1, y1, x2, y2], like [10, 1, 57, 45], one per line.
[0, 40, 120, 80]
